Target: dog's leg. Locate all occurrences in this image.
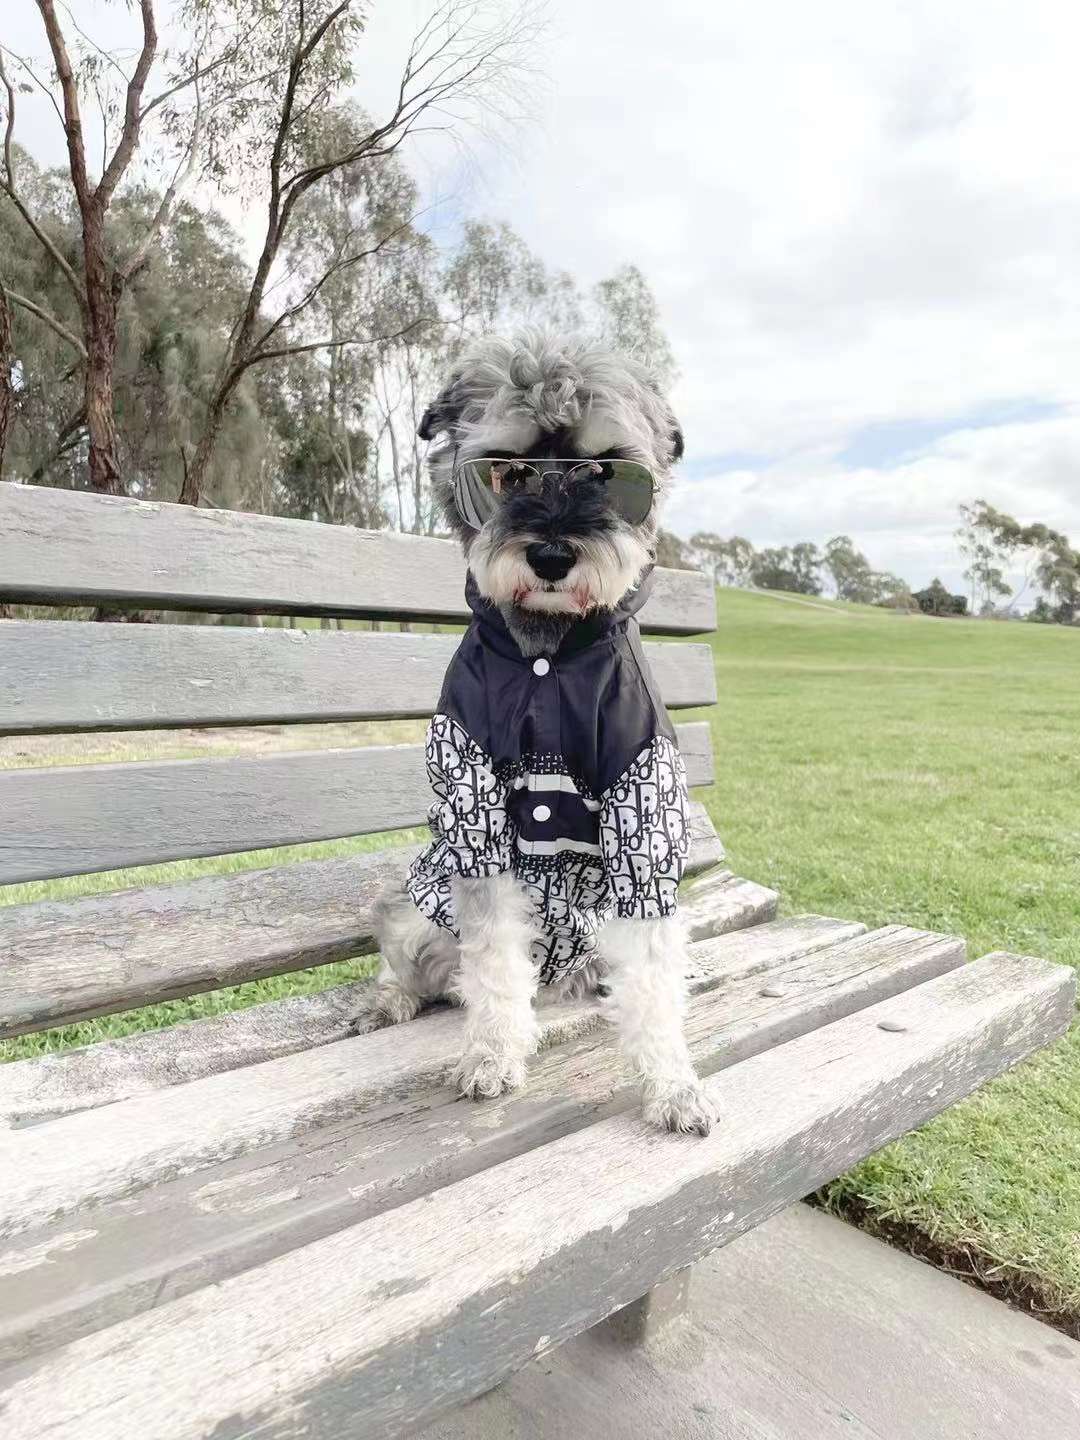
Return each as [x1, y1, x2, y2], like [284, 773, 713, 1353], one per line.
[362, 881, 458, 1030]
[450, 872, 540, 1099]
[601, 914, 717, 1136]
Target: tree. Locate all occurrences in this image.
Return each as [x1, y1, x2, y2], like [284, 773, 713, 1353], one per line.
[1027, 596, 1055, 624]
[180, 0, 540, 505]
[654, 530, 695, 569]
[955, 501, 1013, 614]
[690, 533, 756, 587]
[956, 499, 1079, 624]
[443, 219, 567, 341]
[0, 276, 11, 472]
[1036, 537, 1080, 624]
[824, 534, 877, 603]
[790, 541, 824, 595]
[914, 578, 968, 617]
[1, 3, 245, 491]
[591, 263, 676, 389]
[870, 572, 916, 610]
[2, 1, 540, 501]
[275, 111, 426, 529]
[750, 548, 796, 592]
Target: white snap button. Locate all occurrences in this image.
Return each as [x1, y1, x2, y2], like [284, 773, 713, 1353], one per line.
[532, 657, 550, 676]
[532, 804, 552, 822]
[513, 776, 526, 790]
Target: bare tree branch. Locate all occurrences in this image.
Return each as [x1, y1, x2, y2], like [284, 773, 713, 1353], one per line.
[35, 0, 94, 212]
[251, 215, 422, 353]
[57, 0, 129, 87]
[0, 275, 13, 475]
[6, 287, 88, 359]
[235, 316, 438, 374]
[185, 0, 540, 498]
[96, 0, 157, 206]
[0, 43, 67, 130]
[120, 72, 204, 282]
[0, 47, 87, 311]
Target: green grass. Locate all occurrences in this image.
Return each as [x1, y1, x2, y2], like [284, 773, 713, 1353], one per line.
[3, 590, 1080, 1321]
[700, 591, 1080, 1323]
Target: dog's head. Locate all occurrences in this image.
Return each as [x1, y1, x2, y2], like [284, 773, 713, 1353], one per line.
[419, 328, 683, 653]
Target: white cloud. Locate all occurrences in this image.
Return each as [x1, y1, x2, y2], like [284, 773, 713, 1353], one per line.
[665, 412, 1080, 592]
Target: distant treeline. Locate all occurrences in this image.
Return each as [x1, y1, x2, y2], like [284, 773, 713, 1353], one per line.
[657, 532, 916, 608]
[659, 501, 1079, 625]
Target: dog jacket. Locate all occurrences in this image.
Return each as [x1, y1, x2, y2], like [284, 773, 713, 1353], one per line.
[405, 572, 692, 984]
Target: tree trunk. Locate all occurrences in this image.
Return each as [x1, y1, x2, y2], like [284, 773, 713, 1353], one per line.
[0, 280, 12, 476]
[81, 206, 124, 495]
[181, 391, 230, 504]
[386, 411, 404, 530]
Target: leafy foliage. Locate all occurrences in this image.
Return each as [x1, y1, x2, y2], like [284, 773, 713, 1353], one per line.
[958, 499, 1079, 624]
[914, 578, 968, 617]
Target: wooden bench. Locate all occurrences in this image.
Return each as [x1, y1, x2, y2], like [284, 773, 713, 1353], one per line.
[0, 479, 1073, 1440]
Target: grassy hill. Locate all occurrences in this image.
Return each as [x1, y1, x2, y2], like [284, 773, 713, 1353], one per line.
[3, 588, 1079, 1327]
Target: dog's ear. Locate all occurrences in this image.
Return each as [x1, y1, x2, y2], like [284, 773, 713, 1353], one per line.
[640, 369, 684, 465]
[418, 381, 463, 441]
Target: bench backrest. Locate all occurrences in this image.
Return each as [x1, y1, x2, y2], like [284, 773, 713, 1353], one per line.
[0, 482, 717, 887]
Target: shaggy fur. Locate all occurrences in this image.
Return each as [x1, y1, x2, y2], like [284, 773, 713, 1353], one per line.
[366, 328, 715, 1136]
[420, 327, 683, 656]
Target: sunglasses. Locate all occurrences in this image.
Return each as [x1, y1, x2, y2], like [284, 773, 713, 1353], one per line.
[451, 456, 657, 530]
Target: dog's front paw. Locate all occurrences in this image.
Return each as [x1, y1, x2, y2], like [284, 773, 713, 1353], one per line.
[451, 1047, 527, 1100]
[642, 1078, 717, 1136]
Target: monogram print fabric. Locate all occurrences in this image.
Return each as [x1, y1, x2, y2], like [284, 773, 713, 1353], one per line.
[406, 717, 691, 984]
[599, 736, 691, 919]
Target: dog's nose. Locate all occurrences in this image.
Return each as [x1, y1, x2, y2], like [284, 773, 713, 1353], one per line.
[526, 540, 576, 582]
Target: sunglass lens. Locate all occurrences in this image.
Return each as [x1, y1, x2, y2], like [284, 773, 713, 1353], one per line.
[455, 460, 500, 528]
[606, 461, 655, 524]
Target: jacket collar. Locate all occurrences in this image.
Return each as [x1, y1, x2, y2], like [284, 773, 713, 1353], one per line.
[464, 569, 654, 659]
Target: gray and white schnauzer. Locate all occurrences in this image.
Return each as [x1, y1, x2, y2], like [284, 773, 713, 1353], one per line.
[367, 327, 716, 1135]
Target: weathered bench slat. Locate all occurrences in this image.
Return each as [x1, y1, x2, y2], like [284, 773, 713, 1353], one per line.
[1, 953, 1070, 1440]
[0, 483, 716, 633]
[0, 924, 958, 1241]
[4, 915, 910, 1361]
[0, 802, 726, 1040]
[0, 865, 777, 1122]
[0, 720, 714, 886]
[0, 624, 717, 734]
[0, 843, 421, 1037]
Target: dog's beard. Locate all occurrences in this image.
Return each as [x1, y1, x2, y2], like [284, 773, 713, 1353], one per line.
[469, 528, 650, 616]
[467, 526, 652, 658]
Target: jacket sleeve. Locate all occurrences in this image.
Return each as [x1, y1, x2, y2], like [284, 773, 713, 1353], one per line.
[419, 712, 514, 878]
[598, 736, 691, 919]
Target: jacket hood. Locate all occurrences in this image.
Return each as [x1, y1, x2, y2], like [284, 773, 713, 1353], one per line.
[464, 568, 654, 658]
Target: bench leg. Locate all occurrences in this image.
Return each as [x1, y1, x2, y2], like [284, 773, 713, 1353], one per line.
[595, 1267, 693, 1347]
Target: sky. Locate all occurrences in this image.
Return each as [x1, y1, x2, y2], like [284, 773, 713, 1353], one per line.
[7, 0, 1080, 595]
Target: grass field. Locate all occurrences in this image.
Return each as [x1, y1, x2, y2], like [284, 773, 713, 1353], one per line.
[3, 591, 1080, 1325]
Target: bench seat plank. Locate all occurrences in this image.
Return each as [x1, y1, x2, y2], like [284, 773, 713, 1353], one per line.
[0, 952, 1070, 1440]
[0, 923, 955, 1242]
[0, 867, 778, 1124]
[0, 802, 725, 1039]
[0, 723, 713, 886]
[0, 483, 716, 633]
[11, 917, 973, 1362]
[0, 625, 717, 734]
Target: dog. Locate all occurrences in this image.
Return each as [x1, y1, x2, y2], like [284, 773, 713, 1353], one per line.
[365, 328, 716, 1136]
